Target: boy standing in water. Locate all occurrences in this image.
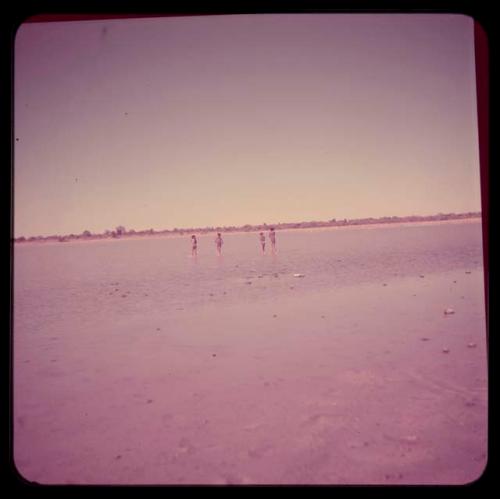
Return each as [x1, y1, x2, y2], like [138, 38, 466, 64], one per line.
[259, 232, 266, 254]
[191, 235, 197, 257]
[215, 232, 223, 256]
[269, 227, 277, 253]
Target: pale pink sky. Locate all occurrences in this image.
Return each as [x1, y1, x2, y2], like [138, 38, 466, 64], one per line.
[14, 14, 481, 237]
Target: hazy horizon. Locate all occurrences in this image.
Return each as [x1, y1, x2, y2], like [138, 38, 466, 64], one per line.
[14, 14, 481, 238]
[15, 210, 482, 239]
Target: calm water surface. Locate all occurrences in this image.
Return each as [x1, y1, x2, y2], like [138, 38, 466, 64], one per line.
[14, 222, 484, 331]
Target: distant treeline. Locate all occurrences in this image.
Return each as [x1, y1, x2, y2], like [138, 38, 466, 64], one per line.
[14, 212, 482, 243]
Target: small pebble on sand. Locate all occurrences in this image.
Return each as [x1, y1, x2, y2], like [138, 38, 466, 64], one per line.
[420, 337, 430, 341]
[419, 275, 425, 278]
[467, 343, 477, 348]
[293, 273, 305, 278]
[442, 348, 450, 353]
[382, 283, 387, 286]
[444, 308, 455, 315]
[403, 435, 418, 443]
[465, 271, 472, 274]
[212, 354, 217, 357]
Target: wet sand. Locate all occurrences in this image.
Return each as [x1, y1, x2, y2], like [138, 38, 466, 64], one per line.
[13, 266, 487, 485]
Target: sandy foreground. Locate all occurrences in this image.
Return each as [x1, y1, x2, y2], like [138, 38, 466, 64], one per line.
[13, 268, 487, 485]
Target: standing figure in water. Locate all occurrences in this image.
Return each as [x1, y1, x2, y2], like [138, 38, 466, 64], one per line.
[259, 232, 266, 254]
[191, 234, 198, 257]
[215, 232, 223, 256]
[269, 227, 277, 253]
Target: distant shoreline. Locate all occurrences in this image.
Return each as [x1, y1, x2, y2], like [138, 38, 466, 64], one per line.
[13, 214, 482, 245]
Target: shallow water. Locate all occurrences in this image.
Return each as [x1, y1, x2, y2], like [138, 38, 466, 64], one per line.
[13, 221, 487, 485]
[14, 221, 484, 331]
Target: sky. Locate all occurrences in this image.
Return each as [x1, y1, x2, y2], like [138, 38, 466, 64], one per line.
[14, 14, 481, 237]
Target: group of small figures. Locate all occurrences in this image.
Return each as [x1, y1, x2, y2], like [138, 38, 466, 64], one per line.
[191, 228, 277, 256]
